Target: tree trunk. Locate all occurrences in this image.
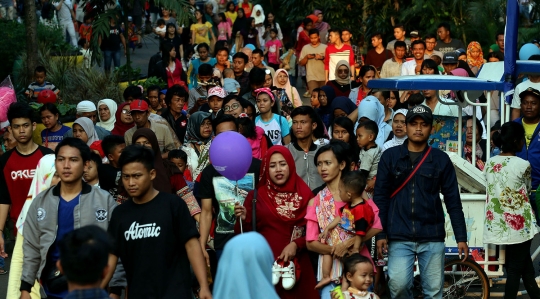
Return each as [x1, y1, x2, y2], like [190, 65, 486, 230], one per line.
[24, 0, 38, 82]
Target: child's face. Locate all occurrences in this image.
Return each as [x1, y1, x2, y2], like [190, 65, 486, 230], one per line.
[84, 161, 99, 183]
[158, 23, 165, 28]
[356, 126, 374, 148]
[346, 262, 374, 291]
[170, 157, 187, 172]
[256, 94, 273, 114]
[270, 31, 277, 39]
[198, 47, 209, 60]
[310, 91, 320, 107]
[338, 181, 351, 203]
[35, 71, 46, 85]
[167, 26, 175, 34]
[108, 143, 126, 166]
[208, 96, 223, 113]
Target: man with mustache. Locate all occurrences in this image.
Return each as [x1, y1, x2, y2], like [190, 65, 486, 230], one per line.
[374, 105, 468, 299]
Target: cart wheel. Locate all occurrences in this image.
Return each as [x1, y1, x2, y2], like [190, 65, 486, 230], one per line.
[443, 257, 489, 299]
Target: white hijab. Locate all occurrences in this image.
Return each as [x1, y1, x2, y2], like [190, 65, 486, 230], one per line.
[96, 99, 117, 131]
[382, 109, 408, 152]
[252, 4, 265, 24]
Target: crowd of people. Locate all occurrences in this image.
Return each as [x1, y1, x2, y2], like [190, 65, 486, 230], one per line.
[1, 1, 540, 299]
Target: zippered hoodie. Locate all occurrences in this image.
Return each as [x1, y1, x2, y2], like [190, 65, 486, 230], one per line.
[373, 141, 467, 243]
[21, 182, 117, 292]
[285, 142, 324, 190]
[515, 117, 540, 190]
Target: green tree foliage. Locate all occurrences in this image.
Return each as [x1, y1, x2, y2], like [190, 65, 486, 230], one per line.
[272, 0, 540, 54]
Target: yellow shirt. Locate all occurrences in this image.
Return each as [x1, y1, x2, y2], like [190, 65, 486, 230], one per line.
[191, 22, 212, 44]
[523, 120, 538, 147]
[224, 11, 237, 24]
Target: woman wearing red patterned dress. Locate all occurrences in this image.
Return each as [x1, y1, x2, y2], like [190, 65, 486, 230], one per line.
[234, 146, 320, 299]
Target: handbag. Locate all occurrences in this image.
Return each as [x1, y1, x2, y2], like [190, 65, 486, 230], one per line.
[390, 147, 432, 198]
[43, 265, 68, 294]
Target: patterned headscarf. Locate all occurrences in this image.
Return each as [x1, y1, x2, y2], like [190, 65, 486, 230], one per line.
[467, 41, 484, 68]
[255, 87, 275, 102]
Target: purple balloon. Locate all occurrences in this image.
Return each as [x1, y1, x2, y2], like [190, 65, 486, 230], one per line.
[209, 131, 253, 181]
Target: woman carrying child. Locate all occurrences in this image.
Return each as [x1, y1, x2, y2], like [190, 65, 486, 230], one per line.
[234, 146, 319, 299]
[305, 141, 382, 299]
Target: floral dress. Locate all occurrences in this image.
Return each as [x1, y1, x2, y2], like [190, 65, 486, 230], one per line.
[483, 156, 539, 244]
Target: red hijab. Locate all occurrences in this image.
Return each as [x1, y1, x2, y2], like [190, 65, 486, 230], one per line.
[111, 102, 134, 136]
[258, 146, 313, 221]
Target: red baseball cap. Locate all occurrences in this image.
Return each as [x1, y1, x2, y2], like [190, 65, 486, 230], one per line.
[37, 90, 57, 104]
[130, 99, 149, 112]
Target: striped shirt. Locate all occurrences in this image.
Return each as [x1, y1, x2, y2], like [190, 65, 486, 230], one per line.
[324, 44, 355, 81]
[25, 81, 59, 101]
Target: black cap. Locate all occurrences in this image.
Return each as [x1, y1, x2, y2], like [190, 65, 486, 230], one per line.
[443, 52, 459, 64]
[406, 105, 433, 124]
[519, 87, 540, 99]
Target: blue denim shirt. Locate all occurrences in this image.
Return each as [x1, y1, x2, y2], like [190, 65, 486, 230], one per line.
[64, 288, 110, 299]
[373, 141, 467, 243]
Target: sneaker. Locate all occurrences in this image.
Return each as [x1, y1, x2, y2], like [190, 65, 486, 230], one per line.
[281, 261, 296, 290]
[271, 261, 282, 285]
[0, 267, 8, 275]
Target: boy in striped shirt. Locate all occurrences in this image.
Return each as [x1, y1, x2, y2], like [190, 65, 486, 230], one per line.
[25, 66, 60, 102]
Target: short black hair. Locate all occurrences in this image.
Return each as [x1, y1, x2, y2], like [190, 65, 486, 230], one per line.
[393, 23, 405, 30]
[212, 113, 238, 133]
[156, 18, 165, 26]
[39, 103, 60, 116]
[341, 171, 366, 196]
[308, 28, 319, 36]
[252, 48, 264, 57]
[101, 135, 125, 156]
[197, 42, 210, 52]
[463, 116, 484, 140]
[249, 67, 266, 87]
[123, 85, 143, 101]
[147, 85, 161, 95]
[223, 94, 242, 106]
[165, 84, 188, 106]
[199, 63, 213, 76]
[8, 102, 36, 124]
[487, 51, 503, 61]
[59, 225, 112, 285]
[302, 18, 313, 27]
[342, 253, 372, 277]
[167, 149, 187, 163]
[371, 32, 382, 40]
[118, 144, 155, 171]
[424, 33, 437, 40]
[328, 28, 342, 37]
[493, 121, 525, 153]
[437, 22, 451, 33]
[290, 106, 317, 123]
[495, 32, 504, 40]
[240, 98, 256, 113]
[269, 28, 278, 35]
[411, 39, 426, 49]
[77, 38, 87, 48]
[233, 52, 249, 64]
[408, 93, 425, 107]
[34, 66, 47, 75]
[55, 137, 92, 162]
[394, 40, 407, 50]
[357, 119, 379, 138]
[89, 152, 103, 167]
[237, 115, 256, 139]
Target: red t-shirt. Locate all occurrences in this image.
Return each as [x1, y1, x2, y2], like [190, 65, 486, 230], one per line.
[324, 44, 355, 70]
[338, 200, 375, 236]
[0, 146, 53, 229]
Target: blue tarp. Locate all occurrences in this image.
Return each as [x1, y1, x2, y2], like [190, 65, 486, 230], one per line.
[367, 75, 504, 91]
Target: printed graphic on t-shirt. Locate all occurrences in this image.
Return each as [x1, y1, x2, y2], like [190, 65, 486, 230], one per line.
[212, 174, 255, 234]
[124, 221, 162, 240]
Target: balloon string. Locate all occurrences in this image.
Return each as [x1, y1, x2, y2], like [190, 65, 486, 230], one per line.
[237, 180, 243, 234]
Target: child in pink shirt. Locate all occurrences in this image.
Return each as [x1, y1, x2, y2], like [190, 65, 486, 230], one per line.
[217, 13, 231, 41]
[264, 28, 282, 70]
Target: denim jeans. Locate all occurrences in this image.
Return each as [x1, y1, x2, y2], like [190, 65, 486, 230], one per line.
[387, 241, 445, 299]
[103, 50, 121, 72]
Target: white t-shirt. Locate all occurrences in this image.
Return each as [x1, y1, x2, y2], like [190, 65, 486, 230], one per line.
[255, 113, 290, 145]
[401, 60, 418, 76]
[54, 0, 73, 22]
[511, 79, 540, 109]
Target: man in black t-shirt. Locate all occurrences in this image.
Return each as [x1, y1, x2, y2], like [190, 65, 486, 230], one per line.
[199, 114, 261, 265]
[100, 18, 127, 73]
[105, 145, 211, 299]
